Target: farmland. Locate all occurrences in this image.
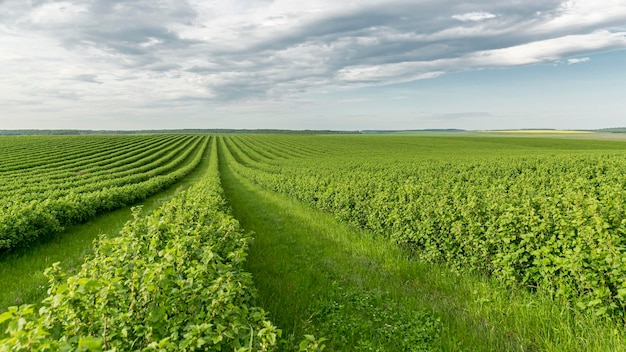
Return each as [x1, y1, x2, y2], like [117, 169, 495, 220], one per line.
[3, 133, 626, 350]
[0, 134, 208, 252]
[225, 135, 626, 317]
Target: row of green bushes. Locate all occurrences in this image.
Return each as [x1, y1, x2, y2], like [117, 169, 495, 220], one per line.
[0, 135, 188, 194]
[0, 137, 208, 252]
[225, 135, 626, 319]
[0, 138, 280, 351]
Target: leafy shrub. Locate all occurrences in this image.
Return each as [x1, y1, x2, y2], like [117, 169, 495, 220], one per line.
[0, 139, 279, 351]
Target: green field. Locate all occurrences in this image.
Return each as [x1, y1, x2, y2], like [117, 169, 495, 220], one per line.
[2, 133, 626, 351]
[0, 135, 208, 252]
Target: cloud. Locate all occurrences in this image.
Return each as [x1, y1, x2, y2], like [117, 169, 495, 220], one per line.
[467, 31, 625, 66]
[1, 0, 626, 116]
[567, 57, 590, 64]
[73, 74, 102, 84]
[28, 2, 89, 26]
[452, 12, 496, 22]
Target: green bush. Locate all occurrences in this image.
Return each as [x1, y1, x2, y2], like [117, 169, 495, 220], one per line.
[0, 139, 279, 351]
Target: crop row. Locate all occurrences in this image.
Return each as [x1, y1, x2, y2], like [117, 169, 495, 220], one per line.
[0, 135, 162, 175]
[0, 136, 188, 196]
[0, 136, 209, 252]
[0, 136, 119, 172]
[0, 138, 281, 351]
[0, 135, 180, 184]
[0, 135, 186, 189]
[0, 136, 200, 200]
[222, 135, 626, 319]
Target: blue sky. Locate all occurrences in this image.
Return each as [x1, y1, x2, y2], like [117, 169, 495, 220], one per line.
[1, 1, 625, 131]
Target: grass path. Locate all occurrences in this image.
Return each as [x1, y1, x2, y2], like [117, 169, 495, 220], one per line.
[219, 139, 625, 352]
[0, 139, 214, 311]
[220, 147, 444, 351]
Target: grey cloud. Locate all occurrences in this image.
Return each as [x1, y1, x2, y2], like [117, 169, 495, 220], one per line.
[21, 0, 199, 70]
[231, 1, 561, 53]
[4, 0, 626, 105]
[73, 74, 102, 84]
[146, 63, 182, 72]
[186, 66, 215, 74]
[83, 26, 179, 48]
[212, 77, 274, 102]
[0, 98, 45, 106]
[196, 1, 575, 95]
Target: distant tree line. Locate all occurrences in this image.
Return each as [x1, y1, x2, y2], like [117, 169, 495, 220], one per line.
[593, 127, 626, 133]
[361, 129, 465, 133]
[0, 129, 361, 136]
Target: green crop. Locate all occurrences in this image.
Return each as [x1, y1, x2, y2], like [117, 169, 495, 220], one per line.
[222, 134, 626, 320]
[0, 135, 208, 252]
[0, 138, 280, 351]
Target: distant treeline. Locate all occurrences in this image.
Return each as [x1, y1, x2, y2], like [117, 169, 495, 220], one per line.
[592, 128, 626, 133]
[0, 129, 361, 136]
[361, 129, 465, 133]
[5, 128, 625, 136]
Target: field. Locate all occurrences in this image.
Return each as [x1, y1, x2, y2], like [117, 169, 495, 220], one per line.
[485, 130, 592, 134]
[0, 135, 208, 251]
[2, 133, 626, 350]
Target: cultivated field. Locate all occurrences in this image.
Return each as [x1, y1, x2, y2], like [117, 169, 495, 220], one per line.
[2, 133, 626, 351]
[0, 135, 208, 251]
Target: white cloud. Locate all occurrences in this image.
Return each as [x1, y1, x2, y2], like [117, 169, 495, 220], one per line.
[139, 37, 164, 48]
[567, 57, 590, 64]
[468, 31, 626, 67]
[28, 2, 88, 27]
[1, 0, 626, 129]
[535, 0, 626, 33]
[337, 63, 445, 85]
[452, 12, 496, 22]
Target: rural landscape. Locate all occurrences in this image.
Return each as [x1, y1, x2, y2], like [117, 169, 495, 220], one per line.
[2, 0, 626, 350]
[1, 131, 626, 351]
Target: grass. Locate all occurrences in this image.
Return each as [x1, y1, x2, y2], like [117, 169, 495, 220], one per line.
[0, 141, 213, 313]
[220, 142, 441, 351]
[219, 140, 626, 351]
[487, 130, 592, 134]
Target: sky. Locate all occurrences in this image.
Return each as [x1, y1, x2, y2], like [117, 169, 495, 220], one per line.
[1, 0, 625, 131]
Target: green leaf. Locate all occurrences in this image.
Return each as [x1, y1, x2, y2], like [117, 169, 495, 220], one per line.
[0, 311, 13, 325]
